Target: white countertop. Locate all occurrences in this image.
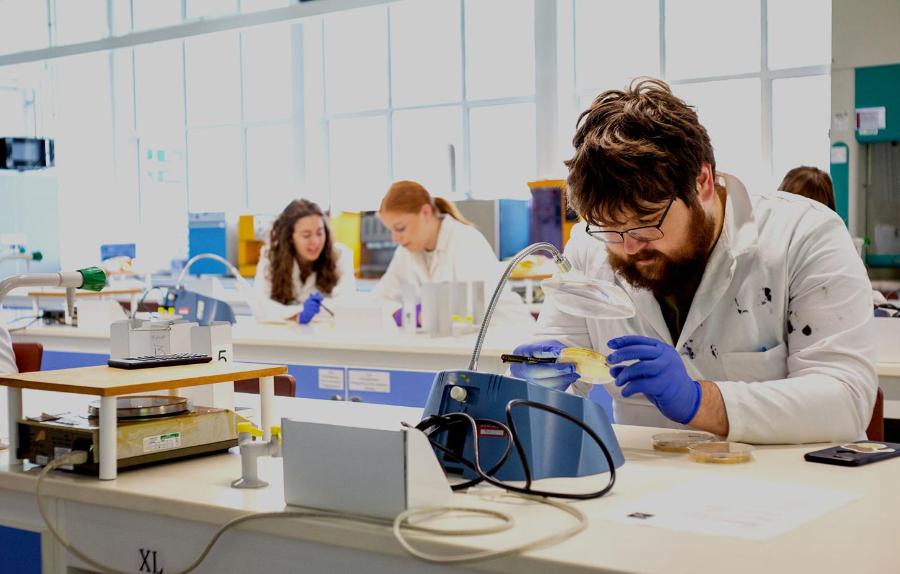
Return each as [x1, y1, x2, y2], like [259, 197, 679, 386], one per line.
[9, 316, 530, 373]
[10, 317, 900, 378]
[2, 396, 899, 573]
[10, 315, 523, 352]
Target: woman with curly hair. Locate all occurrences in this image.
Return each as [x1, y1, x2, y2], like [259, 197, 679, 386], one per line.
[254, 199, 356, 323]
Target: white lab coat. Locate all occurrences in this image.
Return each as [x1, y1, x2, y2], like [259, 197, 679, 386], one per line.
[373, 216, 533, 326]
[374, 216, 503, 300]
[0, 325, 17, 374]
[536, 174, 877, 444]
[253, 242, 357, 321]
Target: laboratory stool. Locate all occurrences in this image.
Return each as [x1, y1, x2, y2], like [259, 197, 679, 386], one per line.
[12, 342, 43, 373]
[234, 374, 296, 397]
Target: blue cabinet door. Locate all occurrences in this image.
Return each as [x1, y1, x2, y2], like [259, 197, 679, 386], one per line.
[42, 350, 109, 370]
[0, 525, 41, 574]
[346, 368, 435, 407]
[287, 364, 346, 401]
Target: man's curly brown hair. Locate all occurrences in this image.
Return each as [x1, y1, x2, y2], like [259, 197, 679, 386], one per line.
[565, 78, 716, 226]
[267, 199, 339, 304]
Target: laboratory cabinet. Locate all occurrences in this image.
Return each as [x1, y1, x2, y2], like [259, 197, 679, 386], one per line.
[41, 350, 108, 371]
[38, 351, 438, 407]
[854, 63, 900, 267]
[286, 364, 435, 405]
[39, 351, 615, 415]
[345, 367, 435, 406]
[0, 494, 476, 574]
[0, 490, 50, 574]
[0, 525, 41, 574]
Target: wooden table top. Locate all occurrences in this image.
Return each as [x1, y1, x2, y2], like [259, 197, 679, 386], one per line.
[0, 361, 287, 396]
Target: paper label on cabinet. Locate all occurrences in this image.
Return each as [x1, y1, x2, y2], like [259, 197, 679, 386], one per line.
[348, 370, 391, 393]
[318, 368, 344, 390]
[856, 106, 886, 134]
[830, 146, 848, 164]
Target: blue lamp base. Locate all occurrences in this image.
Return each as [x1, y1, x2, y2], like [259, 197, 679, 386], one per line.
[421, 370, 625, 482]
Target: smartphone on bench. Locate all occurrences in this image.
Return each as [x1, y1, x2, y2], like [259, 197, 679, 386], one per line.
[804, 442, 900, 467]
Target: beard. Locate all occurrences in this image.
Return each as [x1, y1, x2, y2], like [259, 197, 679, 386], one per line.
[607, 204, 717, 300]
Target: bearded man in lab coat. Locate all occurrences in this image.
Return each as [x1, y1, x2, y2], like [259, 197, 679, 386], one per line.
[511, 78, 876, 444]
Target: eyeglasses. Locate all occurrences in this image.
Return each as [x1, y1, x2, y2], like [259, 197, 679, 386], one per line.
[585, 196, 676, 244]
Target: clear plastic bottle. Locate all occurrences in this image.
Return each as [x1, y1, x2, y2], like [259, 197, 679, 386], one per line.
[400, 283, 418, 335]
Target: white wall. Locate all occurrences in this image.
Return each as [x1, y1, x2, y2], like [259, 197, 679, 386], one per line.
[832, 0, 900, 69]
[830, 0, 900, 236]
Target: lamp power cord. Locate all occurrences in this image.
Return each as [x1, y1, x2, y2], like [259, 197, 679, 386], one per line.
[413, 399, 617, 500]
[36, 452, 588, 572]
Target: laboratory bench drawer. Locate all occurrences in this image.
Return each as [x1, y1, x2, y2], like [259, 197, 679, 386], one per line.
[345, 368, 435, 407]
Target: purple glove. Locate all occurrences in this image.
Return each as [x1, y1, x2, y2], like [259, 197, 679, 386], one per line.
[607, 335, 702, 425]
[508, 340, 580, 391]
[392, 303, 422, 328]
[298, 292, 323, 325]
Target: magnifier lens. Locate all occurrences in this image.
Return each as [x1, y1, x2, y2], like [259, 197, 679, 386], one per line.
[541, 272, 635, 319]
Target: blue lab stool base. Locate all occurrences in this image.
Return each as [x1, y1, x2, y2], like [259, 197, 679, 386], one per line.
[421, 370, 625, 482]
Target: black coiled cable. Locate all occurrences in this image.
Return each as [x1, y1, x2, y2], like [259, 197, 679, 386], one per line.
[411, 399, 616, 500]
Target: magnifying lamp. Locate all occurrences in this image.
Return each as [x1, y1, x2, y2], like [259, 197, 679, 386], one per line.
[469, 242, 635, 370]
[541, 273, 635, 319]
[423, 241, 628, 483]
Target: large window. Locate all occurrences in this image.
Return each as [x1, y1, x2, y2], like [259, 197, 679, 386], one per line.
[0, 0, 832, 270]
[0, 0, 49, 56]
[319, 0, 537, 211]
[569, 0, 831, 190]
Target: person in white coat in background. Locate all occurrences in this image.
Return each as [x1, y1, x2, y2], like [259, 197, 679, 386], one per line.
[375, 180, 532, 328]
[0, 325, 17, 446]
[0, 325, 16, 374]
[511, 78, 876, 444]
[254, 199, 356, 323]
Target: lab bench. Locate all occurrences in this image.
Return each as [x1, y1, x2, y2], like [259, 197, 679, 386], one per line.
[8, 318, 608, 411]
[2, 396, 900, 574]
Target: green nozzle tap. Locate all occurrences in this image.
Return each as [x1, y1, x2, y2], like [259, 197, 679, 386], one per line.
[77, 266, 106, 291]
[31, 251, 43, 261]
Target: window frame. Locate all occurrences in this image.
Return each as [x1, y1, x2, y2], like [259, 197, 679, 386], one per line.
[568, 0, 832, 184]
[318, 0, 540, 202]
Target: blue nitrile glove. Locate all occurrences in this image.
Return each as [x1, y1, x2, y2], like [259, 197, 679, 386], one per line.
[298, 292, 323, 325]
[606, 335, 702, 425]
[508, 340, 580, 392]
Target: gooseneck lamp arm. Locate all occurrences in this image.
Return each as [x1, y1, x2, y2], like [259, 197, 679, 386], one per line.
[170, 253, 261, 318]
[468, 242, 572, 372]
[175, 253, 254, 293]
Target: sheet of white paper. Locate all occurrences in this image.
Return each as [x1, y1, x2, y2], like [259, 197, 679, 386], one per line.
[831, 111, 850, 132]
[602, 477, 861, 540]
